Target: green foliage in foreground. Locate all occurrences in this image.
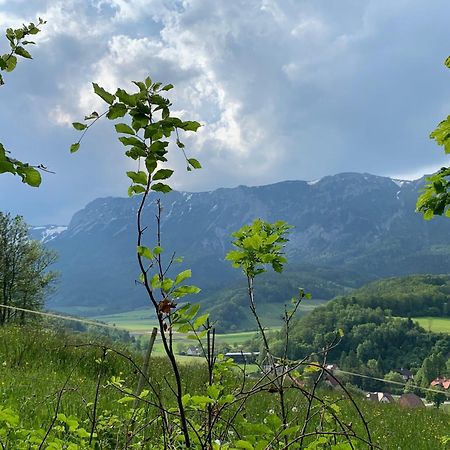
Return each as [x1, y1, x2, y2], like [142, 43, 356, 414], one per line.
[416, 55, 450, 219]
[0, 19, 47, 186]
[0, 324, 449, 449]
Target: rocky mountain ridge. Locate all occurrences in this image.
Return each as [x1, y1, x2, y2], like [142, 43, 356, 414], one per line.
[36, 172, 450, 315]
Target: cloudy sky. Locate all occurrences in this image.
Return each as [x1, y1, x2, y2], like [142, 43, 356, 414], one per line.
[0, 0, 449, 224]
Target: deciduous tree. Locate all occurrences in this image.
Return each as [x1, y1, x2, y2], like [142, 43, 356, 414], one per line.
[0, 212, 58, 325]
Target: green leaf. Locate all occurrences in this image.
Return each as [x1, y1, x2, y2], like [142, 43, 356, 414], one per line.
[133, 80, 147, 91]
[235, 441, 254, 450]
[126, 147, 147, 160]
[0, 160, 15, 174]
[171, 285, 201, 298]
[14, 46, 32, 59]
[153, 169, 174, 180]
[70, 143, 80, 153]
[92, 82, 115, 105]
[126, 171, 147, 185]
[84, 111, 99, 120]
[117, 396, 135, 404]
[150, 274, 161, 289]
[162, 83, 174, 91]
[144, 124, 162, 140]
[107, 103, 127, 119]
[145, 157, 157, 174]
[175, 269, 191, 285]
[424, 209, 434, 220]
[114, 123, 135, 135]
[150, 140, 169, 154]
[145, 76, 152, 88]
[185, 303, 200, 320]
[14, 28, 24, 39]
[131, 113, 149, 129]
[162, 278, 174, 292]
[190, 395, 214, 405]
[20, 167, 41, 187]
[187, 158, 202, 169]
[115, 88, 137, 107]
[128, 185, 146, 196]
[72, 122, 87, 131]
[151, 182, 172, 193]
[193, 313, 209, 329]
[181, 393, 191, 406]
[2, 54, 17, 72]
[430, 115, 450, 154]
[137, 246, 153, 259]
[153, 246, 163, 255]
[206, 384, 221, 400]
[180, 121, 201, 132]
[119, 136, 145, 148]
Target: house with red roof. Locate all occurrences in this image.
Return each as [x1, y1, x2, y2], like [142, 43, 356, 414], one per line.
[431, 377, 450, 390]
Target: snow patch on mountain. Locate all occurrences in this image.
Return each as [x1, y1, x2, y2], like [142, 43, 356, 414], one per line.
[31, 225, 67, 243]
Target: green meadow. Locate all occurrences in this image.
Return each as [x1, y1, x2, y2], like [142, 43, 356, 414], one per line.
[414, 316, 450, 334]
[0, 325, 449, 449]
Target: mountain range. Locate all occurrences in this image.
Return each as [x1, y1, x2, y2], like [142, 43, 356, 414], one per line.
[31, 172, 450, 322]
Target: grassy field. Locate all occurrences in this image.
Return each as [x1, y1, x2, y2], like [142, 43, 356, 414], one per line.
[414, 316, 450, 333]
[142, 329, 267, 356]
[92, 308, 158, 332]
[91, 298, 329, 334]
[0, 324, 449, 449]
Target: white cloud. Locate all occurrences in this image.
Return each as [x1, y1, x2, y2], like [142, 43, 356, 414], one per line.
[48, 104, 73, 126]
[388, 162, 447, 181]
[36, 0, 112, 41]
[2, 0, 450, 223]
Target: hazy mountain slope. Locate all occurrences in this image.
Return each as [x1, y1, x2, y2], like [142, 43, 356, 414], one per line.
[38, 173, 450, 314]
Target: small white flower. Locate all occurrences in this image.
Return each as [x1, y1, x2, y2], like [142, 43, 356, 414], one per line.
[268, 409, 274, 415]
[292, 407, 298, 413]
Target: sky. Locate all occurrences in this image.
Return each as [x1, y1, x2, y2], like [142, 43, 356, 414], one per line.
[0, 0, 449, 225]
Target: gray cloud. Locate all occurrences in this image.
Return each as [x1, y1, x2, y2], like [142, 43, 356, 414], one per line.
[0, 0, 449, 224]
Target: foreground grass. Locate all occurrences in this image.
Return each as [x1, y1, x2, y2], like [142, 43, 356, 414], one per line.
[0, 324, 449, 449]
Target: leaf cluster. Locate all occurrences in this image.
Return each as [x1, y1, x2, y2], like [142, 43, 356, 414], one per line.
[416, 55, 450, 219]
[226, 219, 292, 278]
[0, 18, 45, 85]
[70, 77, 202, 196]
[0, 19, 46, 187]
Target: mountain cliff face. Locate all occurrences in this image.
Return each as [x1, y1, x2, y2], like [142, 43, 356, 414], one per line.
[40, 173, 450, 314]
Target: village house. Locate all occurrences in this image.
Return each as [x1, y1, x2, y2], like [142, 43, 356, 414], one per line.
[186, 346, 201, 356]
[394, 368, 414, 381]
[431, 377, 450, 390]
[225, 351, 260, 364]
[366, 392, 395, 403]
